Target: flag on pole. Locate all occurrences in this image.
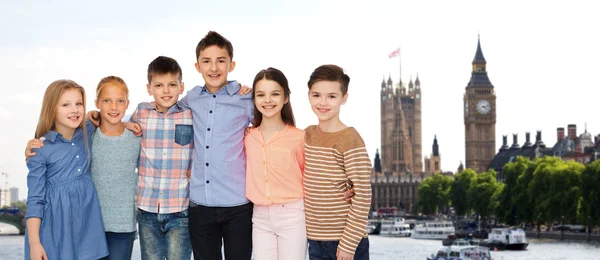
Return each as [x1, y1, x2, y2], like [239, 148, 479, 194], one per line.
[388, 48, 400, 58]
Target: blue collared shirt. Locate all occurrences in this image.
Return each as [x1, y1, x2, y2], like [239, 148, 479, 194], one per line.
[179, 81, 253, 207]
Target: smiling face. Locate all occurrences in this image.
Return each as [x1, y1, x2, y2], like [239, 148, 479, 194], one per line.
[308, 80, 348, 123]
[96, 83, 129, 126]
[54, 88, 84, 137]
[146, 73, 184, 112]
[195, 45, 236, 92]
[254, 79, 288, 121]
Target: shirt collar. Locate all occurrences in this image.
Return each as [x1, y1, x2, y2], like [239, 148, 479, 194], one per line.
[145, 101, 184, 114]
[43, 127, 84, 143]
[200, 80, 240, 96]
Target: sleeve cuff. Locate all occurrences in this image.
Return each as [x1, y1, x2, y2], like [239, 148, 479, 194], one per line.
[25, 201, 46, 219]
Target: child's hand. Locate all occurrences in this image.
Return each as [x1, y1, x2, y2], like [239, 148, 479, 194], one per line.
[25, 139, 44, 160]
[238, 83, 252, 95]
[343, 188, 355, 202]
[244, 126, 255, 136]
[87, 111, 101, 126]
[336, 248, 353, 260]
[123, 122, 142, 136]
[30, 243, 48, 260]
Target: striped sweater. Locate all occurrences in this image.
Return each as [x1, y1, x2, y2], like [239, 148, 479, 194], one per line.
[303, 125, 372, 254]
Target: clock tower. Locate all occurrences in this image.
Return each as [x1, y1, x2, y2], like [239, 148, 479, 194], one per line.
[464, 36, 496, 173]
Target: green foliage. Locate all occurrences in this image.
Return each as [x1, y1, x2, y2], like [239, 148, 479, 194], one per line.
[580, 160, 600, 225]
[450, 169, 476, 216]
[11, 201, 27, 213]
[496, 156, 530, 224]
[417, 173, 452, 215]
[467, 169, 503, 218]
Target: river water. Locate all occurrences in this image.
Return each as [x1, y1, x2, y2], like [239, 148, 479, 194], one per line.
[1, 234, 599, 259]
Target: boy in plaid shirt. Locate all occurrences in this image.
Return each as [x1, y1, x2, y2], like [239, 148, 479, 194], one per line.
[129, 56, 194, 259]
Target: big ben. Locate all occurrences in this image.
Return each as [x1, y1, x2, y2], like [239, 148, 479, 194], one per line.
[464, 36, 496, 173]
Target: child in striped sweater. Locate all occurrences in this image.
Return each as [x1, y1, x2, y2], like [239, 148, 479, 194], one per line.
[303, 65, 373, 260]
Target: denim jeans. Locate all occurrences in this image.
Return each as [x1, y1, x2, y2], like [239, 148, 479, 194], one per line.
[188, 202, 253, 260]
[308, 238, 369, 260]
[137, 209, 192, 260]
[100, 232, 136, 260]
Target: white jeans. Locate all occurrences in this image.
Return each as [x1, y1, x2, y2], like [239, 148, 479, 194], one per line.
[252, 199, 307, 260]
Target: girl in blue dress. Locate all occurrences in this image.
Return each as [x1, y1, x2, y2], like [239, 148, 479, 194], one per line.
[25, 79, 108, 260]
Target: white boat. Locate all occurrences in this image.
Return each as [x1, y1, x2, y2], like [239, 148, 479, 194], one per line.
[379, 217, 411, 237]
[0, 223, 20, 235]
[366, 219, 381, 235]
[426, 243, 492, 260]
[412, 221, 455, 240]
[486, 227, 528, 250]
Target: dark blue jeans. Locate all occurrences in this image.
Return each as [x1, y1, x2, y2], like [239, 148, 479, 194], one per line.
[308, 238, 369, 260]
[137, 209, 192, 260]
[101, 232, 135, 260]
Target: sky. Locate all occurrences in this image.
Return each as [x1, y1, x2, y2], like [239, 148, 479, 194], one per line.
[1, 0, 599, 200]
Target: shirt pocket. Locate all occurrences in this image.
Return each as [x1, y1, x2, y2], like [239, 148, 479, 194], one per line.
[174, 124, 193, 146]
[269, 147, 292, 170]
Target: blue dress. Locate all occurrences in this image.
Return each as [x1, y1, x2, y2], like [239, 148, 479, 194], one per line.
[25, 122, 108, 260]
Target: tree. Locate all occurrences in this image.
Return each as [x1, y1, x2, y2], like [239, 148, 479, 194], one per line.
[11, 201, 27, 213]
[450, 169, 476, 216]
[579, 160, 600, 225]
[529, 157, 583, 225]
[496, 156, 530, 225]
[417, 173, 453, 215]
[467, 169, 504, 219]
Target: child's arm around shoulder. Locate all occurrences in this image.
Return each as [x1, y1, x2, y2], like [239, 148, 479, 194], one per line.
[338, 128, 372, 255]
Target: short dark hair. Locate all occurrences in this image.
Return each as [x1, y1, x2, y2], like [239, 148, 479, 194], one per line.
[252, 68, 295, 127]
[195, 31, 234, 61]
[307, 64, 350, 95]
[147, 56, 183, 83]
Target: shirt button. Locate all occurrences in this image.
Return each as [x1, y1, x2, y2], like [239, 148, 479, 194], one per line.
[160, 192, 164, 195]
[209, 110, 213, 114]
[71, 143, 74, 146]
[206, 180, 210, 184]
[77, 169, 81, 172]
[213, 95, 216, 98]
[206, 146, 209, 149]
[76, 155, 79, 159]
[207, 128, 211, 131]
[206, 163, 209, 166]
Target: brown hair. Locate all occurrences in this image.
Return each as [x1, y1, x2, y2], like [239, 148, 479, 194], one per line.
[252, 68, 295, 127]
[307, 64, 350, 95]
[195, 31, 234, 61]
[147, 56, 183, 83]
[96, 76, 129, 99]
[35, 79, 87, 139]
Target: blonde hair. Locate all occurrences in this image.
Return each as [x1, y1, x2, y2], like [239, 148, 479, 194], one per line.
[96, 76, 129, 99]
[35, 79, 87, 139]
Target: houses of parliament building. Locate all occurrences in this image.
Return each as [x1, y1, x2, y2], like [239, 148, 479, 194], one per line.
[371, 37, 496, 213]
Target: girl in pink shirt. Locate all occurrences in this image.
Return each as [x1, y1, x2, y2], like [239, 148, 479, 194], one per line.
[244, 67, 307, 260]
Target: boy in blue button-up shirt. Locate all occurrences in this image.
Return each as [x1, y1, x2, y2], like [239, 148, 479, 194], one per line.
[180, 31, 254, 260]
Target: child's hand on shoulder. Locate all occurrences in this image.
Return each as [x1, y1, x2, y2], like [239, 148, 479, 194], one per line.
[87, 111, 101, 127]
[29, 243, 48, 260]
[238, 83, 252, 95]
[123, 122, 142, 136]
[24, 139, 44, 160]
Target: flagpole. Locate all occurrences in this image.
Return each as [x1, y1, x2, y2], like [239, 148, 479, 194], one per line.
[398, 45, 402, 84]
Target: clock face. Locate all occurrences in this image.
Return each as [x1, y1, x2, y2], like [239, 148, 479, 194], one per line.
[476, 99, 491, 114]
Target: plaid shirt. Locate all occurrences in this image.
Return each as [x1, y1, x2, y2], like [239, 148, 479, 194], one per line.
[130, 102, 193, 214]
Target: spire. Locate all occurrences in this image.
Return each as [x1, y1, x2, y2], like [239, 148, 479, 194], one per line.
[408, 75, 414, 90]
[468, 35, 493, 87]
[473, 34, 487, 63]
[432, 135, 439, 157]
[387, 74, 393, 86]
[415, 73, 420, 87]
[374, 149, 382, 173]
[381, 76, 386, 89]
